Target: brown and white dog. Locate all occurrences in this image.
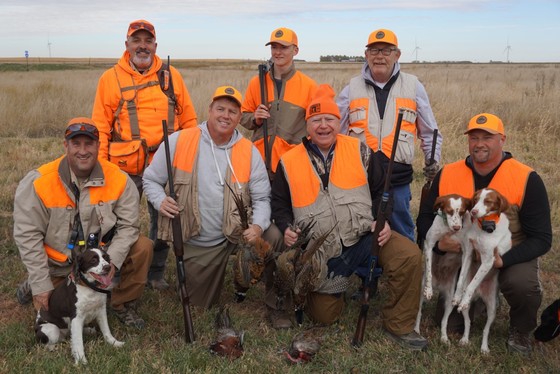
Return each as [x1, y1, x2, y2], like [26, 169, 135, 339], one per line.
[453, 188, 512, 353]
[415, 194, 472, 344]
[35, 247, 124, 364]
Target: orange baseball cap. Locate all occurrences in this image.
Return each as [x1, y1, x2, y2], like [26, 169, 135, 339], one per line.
[306, 84, 341, 120]
[266, 27, 298, 47]
[366, 28, 398, 47]
[127, 20, 156, 38]
[212, 86, 243, 107]
[465, 113, 505, 135]
[64, 117, 99, 140]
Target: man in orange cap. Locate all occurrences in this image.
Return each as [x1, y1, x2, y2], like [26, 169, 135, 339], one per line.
[272, 84, 428, 350]
[14, 117, 153, 329]
[92, 20, 198, 292]
[143, 86, 282, 308]
[240, 27, 317, 329]
[337, 28, 442, 243]
[417, 113, 552, 355]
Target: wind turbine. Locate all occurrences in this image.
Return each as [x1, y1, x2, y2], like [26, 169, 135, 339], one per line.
[412, 39, 421, 62]
[503, 38, 511, 63]
[47, 33, 52, 58]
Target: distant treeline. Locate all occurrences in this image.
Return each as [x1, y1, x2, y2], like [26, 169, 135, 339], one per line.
[320, 55, 366, 62]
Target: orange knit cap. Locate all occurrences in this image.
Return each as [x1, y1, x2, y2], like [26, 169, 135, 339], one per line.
[305, 84, 341, 120]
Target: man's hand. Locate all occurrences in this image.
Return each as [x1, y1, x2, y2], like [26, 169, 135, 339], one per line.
[159, 196, 180, 218]
[371, 221, 391, 246]
[284, 226, 300, 247]
[243, 224, 263, 244]
[423, 161, 440, 182]
[437, 233, 462, 253]
[253, 104, 271, 126]
[32, 290, 52, 311]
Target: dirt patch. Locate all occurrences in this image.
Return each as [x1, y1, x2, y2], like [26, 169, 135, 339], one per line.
[0, 292, 29, 327]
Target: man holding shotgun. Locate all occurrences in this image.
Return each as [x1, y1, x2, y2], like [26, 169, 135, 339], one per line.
[143, 86, 282, 308]
[241, 27, 317, 329]
[92, 19, 197, 292]
[272, 85, 427, 350]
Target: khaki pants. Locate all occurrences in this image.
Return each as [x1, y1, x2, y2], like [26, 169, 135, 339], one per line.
[111, 235, 153, 308]
[378, 231, 422, 335]
[183, 240, 235, 309]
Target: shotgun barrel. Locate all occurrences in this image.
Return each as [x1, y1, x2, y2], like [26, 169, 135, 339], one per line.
[352, 108, 405, 347]
[162, 120, 195, 343]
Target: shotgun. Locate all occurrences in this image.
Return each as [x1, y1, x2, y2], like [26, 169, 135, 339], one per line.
[352, 108, 405, 347]
[258, 62, 271, 176]
[417, 129, 438, 248]
[162, 119, 195, 343]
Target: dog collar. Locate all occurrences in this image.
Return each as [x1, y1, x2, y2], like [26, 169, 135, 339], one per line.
[475, 212, 500, 233]
[76, 272, 112, 294]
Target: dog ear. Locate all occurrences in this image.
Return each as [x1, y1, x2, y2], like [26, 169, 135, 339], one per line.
[497, 192, 510, 213]
[464, 198, 473, 211]
[433, 196, 446, 211]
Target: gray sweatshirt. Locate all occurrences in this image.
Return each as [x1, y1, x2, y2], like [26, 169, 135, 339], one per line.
[143, 122, 271, 247]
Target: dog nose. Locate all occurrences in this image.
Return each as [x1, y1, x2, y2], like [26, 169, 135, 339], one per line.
[471, 209, 478, 217]
[452, 225, 461, 231]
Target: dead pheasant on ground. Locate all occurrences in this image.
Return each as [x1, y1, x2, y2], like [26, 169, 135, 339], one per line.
[227, 183, 272, 302]
[209, 306, 244, 359]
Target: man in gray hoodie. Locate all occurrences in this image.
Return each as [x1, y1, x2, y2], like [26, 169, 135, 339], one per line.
[142, 86, 282, 308]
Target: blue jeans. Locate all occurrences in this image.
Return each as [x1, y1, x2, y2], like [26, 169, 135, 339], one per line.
[389, 184, 415, 242]
[326, 234, 372, 281]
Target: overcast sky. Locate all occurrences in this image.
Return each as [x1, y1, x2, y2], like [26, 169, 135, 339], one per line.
[3, 0, 559, 63]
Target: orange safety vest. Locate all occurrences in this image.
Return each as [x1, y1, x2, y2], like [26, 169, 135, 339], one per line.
[33, 157, 128, 262]
[158, 127, 253, 243]
[440, 158, 533, 245]
[281, 135, 372, 256]
[347, 73, 418, 164]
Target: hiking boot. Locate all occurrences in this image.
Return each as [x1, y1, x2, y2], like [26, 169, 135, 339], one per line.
[507, 327, 532, 355]
[384, 329, 428, 351]
[267, 307, 293, 329]
[147, 278, 169, 291]
[112, 303, 145, 329]
[16, 280, 32, 305]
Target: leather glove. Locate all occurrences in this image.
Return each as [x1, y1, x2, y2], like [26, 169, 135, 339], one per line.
[423, 161, 440, 182]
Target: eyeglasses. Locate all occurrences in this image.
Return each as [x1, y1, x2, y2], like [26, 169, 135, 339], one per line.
[367, 47, 397, 56]
[65, 123, 99, 139]
[129, 21, 155, 33]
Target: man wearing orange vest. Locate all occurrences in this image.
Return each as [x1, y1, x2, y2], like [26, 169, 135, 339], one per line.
[143, 86, 283, 309]
[14, 117, 153, 328]
[240, 27, 317, 176]
[417, 113, 552, 355]
[92, 20, 198, 292]
[272, 84, 428, 351]
[337, 28, 442, 242]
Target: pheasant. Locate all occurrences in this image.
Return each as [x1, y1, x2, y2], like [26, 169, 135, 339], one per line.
[227, 183, 272, 302]
[284, 327, 323, 364]
[275, 222, 337, 326]
[209, 306, 244, 359]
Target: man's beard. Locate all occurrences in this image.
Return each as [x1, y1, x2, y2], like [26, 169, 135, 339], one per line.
[131, 52, 152, 70]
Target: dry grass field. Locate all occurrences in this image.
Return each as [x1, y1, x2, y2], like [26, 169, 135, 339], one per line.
[0, 59, 559, 373]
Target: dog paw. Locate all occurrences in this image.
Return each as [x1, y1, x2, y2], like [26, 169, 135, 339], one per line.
[113, 340, 125, 348]
[458, 337, 469, 346]
[457, 301, 470, 312]
[440, 336, 450, 345]
[424, 287, 433, 300]
[481, 346, 490, 355]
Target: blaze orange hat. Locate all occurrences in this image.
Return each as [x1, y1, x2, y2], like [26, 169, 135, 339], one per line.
[127, 19, 156, 38]
[465, 113, 505, 135]
[212, 86, 243, 107]
[366, 28, 398, 47]
[306, 84, 341, 120]
[64, 117, 99, 140]
[266, 27, 298, 47]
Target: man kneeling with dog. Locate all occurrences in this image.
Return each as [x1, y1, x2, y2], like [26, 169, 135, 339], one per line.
[14, 117, 153, 331]
[417, 113, 552, 355]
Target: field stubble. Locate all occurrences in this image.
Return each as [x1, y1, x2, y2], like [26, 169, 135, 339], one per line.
[0, 61, 559, 372]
